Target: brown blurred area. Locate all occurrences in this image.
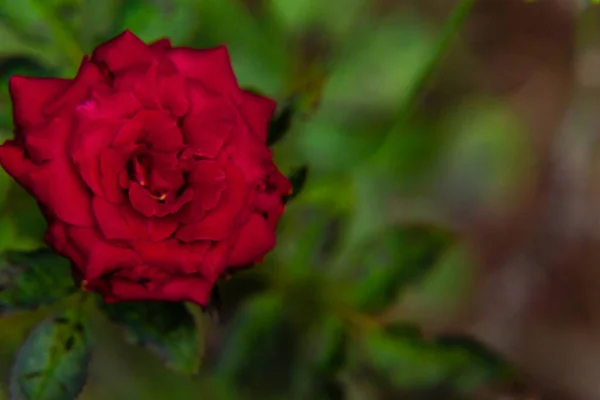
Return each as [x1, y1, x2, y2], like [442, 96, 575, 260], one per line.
[400, 0, 600, 399]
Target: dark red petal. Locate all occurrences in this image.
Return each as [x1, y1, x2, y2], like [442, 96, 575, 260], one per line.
[71, 119, 123, 198]
[178, 161, 227, 223]
[66, 226, 101, 255]
[46, 223, 87, 269]
[132, 240, 210, 273]
[128, 183, 156, 216]
[23, 117, 71, 164]
[9, 76, 69, 128]
[157, 73, 189, 117]
[187, 160, 226, 183]
[113, 110, 183, 152]
[0, 142, 36, 189]
[150, 38, 172, 52]
[106, 276, 213, 305]
[99, 148, 128, 203]
[44, 58, 105, 116]
[28, 158, 94, 226]
[65, 225, 141, 280]
[228, 213, 276, 266]
[76, 90, 141, 120]
[177, 179, 227, 224]
[175, 164, 248, 242]
[149, 168, 184, 193]
[239, 90, 277, 143]
[200, 239, 232, 280]
[141, 111, 183, 151]
[92, 196, 141, 240]
[92, 30, 155, 72]
[181, 109, 233, 158]
[168, 46, 240, 95]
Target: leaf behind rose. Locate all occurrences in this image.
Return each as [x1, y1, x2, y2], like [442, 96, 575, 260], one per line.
[285, 166, 308, 204]
[354, 324, 513, 396]
[349, 225, 454, 313]
[268, 99, 296, 146]
[10, 310, 91, 400]
[99, 300, 203, 376]
[0, 249, 77, 316]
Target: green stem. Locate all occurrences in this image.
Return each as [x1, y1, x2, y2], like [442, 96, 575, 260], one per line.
[369, 0, 476, 164]
[31, 0, 85, 70]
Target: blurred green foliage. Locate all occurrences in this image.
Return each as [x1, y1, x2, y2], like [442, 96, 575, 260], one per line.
[0, 0, 533, 399]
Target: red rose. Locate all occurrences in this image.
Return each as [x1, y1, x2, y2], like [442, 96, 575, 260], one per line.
[0, 31, 291, 305]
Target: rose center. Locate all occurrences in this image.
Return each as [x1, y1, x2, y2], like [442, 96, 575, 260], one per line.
[126, 154, 168, 202]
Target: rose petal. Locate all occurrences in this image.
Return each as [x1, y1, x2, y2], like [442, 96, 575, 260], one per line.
[175, 164, 248, 242]
[92, 196, 141, 240]
[92, 30, 155, 72]
[44, 58, 105, 116]
[201, 239, 232, 280]
[239, 90, 277, 143]
[77, 90, 141, 120]
[187, 160, 226, 183]
[228, 213, 276, 266]
[99, 148, 128, 203]
[28, 158, 94, 226]
[22, 116, 71, 164]
[181, 109, 233, 158]
[9, 76, 69, 128]
[132, 240, 210, 273]
[0, 143, 36, 199]
[113, 110, 183, 152]
[92, 196, 178, 241]
[106, 275, 213, 305]
[150, 38, 172, 52]
[71, 118, 123, 198]
[168, 46, 240, 95]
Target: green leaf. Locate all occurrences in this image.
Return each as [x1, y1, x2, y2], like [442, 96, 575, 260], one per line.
[10, 310, 91, 400]
[100, 300, 202, 375]
[360, 325, 511, 394]
[285, 166, 308, 203]
[351, 225, 453, 313]
[267, 98, 296, 146]
[216, 294, 295, 393]
[0, 249, 77, 315]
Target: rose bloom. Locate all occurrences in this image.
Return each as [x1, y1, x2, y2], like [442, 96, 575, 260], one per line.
[0, 31, 291, 305]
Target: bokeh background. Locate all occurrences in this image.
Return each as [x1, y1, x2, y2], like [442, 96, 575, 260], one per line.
[0, 0, 597, 399]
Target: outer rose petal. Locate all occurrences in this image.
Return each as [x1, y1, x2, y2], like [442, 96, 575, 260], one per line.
[150, 38, 172, 52]
[239, 90, 277, 143]
[168, 46, 240, 95]
[0, 143, 94, 227]
[93, 196, 178, 241]
[92, 30, 155, 72]
[65, 226, 142, 280]
[23, 117, 71, 164]
[44, 58, 105, 116]
[0, 142, 36, 187]
[28, 159, 95, 226]
[132, 240, 211, 274]
[46, 222, 87, 268]
[228, 213, 276, 266]
[104, 276, 213, 305]
[9, 76, 69, 128]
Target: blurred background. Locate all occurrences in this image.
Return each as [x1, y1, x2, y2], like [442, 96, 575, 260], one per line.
[0, 0, 598, 398]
